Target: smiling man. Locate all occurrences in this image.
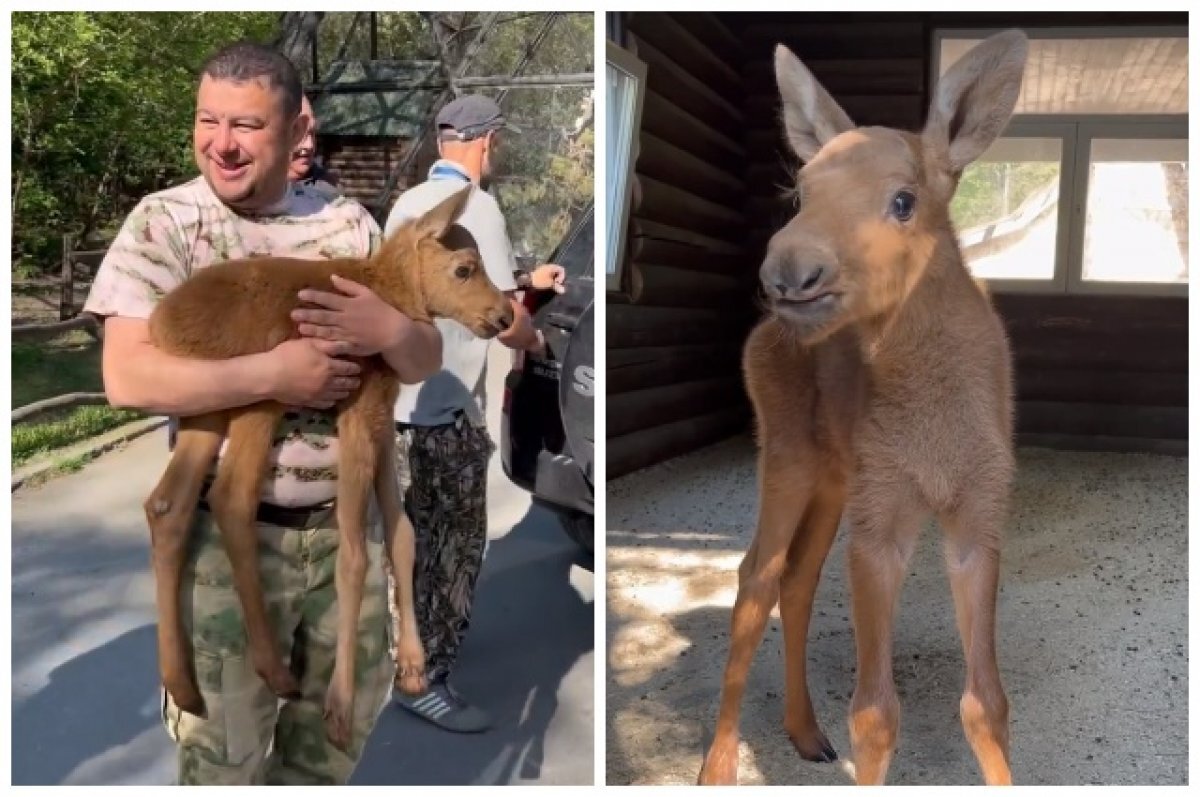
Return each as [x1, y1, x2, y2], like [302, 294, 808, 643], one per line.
[84, 41, 440, 785]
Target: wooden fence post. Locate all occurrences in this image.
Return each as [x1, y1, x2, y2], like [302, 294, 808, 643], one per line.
[60, 234, 74, 320]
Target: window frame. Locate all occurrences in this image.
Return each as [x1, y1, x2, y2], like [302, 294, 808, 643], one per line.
[605, 40, 646, 294]
[932, 26, 1189, 297]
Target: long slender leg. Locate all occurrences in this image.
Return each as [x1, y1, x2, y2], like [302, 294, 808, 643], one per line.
[206, 403, 300, 700]
[323, 397, 377, 751]
[779, 478, 845, 762]
[940, 497, 1011, 785]
[698, 449, 812, 785]
[375, 438, 426, 695]
[846, 489, 925, 785]
[146, 413, 225, 717]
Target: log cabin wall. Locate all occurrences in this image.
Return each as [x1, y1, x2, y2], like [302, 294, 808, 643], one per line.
[608, 11, 1187, 477]
[607, 12, 760, 478]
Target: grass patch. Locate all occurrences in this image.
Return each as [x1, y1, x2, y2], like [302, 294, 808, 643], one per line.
[13, 405, 142, 466]
[13, 334, 104, 409]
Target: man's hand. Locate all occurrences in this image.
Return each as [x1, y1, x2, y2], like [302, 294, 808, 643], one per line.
[267, 337, 361, 410]
[530, 263, 566, 293]
[291, 274, 408, 357]
[497, 297, 545, 356]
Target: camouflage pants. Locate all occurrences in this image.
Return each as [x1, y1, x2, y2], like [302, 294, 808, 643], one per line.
[161, 508, 392, 785]
[394, 415, 491, 684]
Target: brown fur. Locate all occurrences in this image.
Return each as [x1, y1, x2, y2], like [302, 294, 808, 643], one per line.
[698, 31, 1028, 785]
[143, 186, 512, 750]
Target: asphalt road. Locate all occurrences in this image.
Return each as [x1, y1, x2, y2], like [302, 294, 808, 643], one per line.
[11, 346, 595, 785]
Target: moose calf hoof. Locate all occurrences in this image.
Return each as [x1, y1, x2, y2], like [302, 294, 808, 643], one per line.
[323, 685, 355, 752]
[786, 719, 838, 763]
[166, 680, 207, 719]
[258, 662, 302, 701]
[697, 743, 738, 786]
[394, 643, 427, 696]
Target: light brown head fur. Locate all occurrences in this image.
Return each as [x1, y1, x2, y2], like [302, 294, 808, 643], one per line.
[763, 29, 1028, 344]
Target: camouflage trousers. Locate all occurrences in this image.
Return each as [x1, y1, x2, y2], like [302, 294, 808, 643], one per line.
[161, 508, 392, 785]
[394, 414, 492, 684]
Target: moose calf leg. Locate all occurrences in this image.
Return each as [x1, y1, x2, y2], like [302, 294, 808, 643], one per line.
[207, 404, 300, 701]
[699, 453, 811, 786]
[323, 405, 375, 751]
[846, 510, 921, 786]
[375, 442, 426, 695]
[145, 415, 225, 717]
[779, 481, 844, 763]
[941, 504, 1011, 785]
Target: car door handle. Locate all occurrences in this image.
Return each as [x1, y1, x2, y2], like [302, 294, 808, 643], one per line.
[546, 312, 577, 331]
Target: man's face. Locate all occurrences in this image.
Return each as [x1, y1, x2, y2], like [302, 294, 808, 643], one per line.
[482, 130, 504, 181]
[193, 74, 303, 211]
[289, 96, 317, 181]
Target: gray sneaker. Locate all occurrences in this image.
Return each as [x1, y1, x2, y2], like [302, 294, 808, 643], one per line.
[394, 681, 492, 733]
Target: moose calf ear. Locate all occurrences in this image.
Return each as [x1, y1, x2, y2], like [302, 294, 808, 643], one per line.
[925, 29, 1028, 173]
[416, 185, 472, 239]
[775, 44, 856, 163]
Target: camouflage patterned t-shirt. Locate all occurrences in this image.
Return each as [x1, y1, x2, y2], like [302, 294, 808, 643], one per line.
[84, 176, 382, 507]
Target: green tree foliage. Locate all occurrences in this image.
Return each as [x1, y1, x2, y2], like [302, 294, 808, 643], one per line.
[12, 11, 278, 274]
[950, 161, 1059, 231]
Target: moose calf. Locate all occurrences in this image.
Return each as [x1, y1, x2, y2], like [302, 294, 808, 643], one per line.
[699, 31, 1028, 785]
[143, 186, 512, 749]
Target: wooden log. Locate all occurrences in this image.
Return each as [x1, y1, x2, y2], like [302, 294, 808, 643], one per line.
[630, 262, 752, 308]
[629, 34, 744, 139]
[737, 20, 927, 58]
[628, 12, 742, 99]
[639, 89, 746, 165]
[743, 57, 926, 95]
[674, 12, 744, 64]
[607, 303, 757, 349]
[608, 406, 749, 479]
[60, 234, 73, 321]
[608, 376, 747, 438]
[630, 219, 743, 256]
[629, 229, 747, 272]
[12, 315, 100, 342]
[1016, 400, 1187, 440]
[745, 93, 925, 129]
[634, 176, 746, 240]
[637, 131, 746, 206]
[1015, 368, 1187, 407]
[13, 392, 110, 424]
[609, 343, 744, 395]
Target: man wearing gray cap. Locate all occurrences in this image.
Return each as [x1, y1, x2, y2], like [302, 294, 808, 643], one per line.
[384, 93, 563, 733]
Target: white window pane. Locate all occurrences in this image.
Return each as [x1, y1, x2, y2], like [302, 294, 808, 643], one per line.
[1082, 138, 1188, 284]
[940, 36, 1188, 115]
[606, 61, 638, 278]
[952, 137, 1062, 281]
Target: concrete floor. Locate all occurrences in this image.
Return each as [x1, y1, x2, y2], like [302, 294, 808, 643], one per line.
[606, 435, 1187, 785]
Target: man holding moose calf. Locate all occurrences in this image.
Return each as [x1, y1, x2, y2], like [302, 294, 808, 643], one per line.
[85, 41, 440, 785]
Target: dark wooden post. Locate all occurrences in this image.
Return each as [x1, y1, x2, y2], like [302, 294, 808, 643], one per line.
[60, 234, 74, 320]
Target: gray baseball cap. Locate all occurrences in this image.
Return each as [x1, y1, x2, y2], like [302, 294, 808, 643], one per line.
[435, 94, 520, 141]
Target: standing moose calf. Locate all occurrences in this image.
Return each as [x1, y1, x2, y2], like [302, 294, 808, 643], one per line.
[144, 186, 513, 749]
[699, 31, 1028, 785]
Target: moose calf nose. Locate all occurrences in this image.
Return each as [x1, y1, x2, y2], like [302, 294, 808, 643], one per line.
[800, 266, 824, 292]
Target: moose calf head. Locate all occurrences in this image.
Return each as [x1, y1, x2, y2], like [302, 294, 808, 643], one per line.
[401, 186, 514, 339]
[762, 30, 1028, 341]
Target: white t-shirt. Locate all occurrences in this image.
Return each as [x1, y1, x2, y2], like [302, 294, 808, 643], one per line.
[385, 161, 518, 426]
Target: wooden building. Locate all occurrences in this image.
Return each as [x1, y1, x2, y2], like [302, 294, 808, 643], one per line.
[309, 60, 442, 217]
[607, 11, 1188, 478]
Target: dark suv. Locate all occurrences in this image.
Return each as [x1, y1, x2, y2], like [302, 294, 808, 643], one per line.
[500, 205, 594, 557]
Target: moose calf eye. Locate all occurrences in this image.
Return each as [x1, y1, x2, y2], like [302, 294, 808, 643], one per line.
[454, 265, 472, 279]
[890, 190, 917, 221]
